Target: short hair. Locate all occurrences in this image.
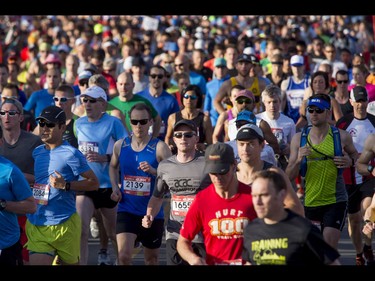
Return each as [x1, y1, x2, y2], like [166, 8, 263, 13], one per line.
[252, 169, 287, 193]
[55, 84, 75, 97]
[1, 97, 23, 114]
[261, 84, 282, 102]
[89, 74, 109, 92]
[129, 103, 152, 120]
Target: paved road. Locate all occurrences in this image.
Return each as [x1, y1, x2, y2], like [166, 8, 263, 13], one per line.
[87, 221, 368, 266]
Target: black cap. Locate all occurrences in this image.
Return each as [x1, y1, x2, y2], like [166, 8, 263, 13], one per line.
[350, 86, 368, 102]
[236, 54, 252, 63]
[173, 119, 197, 133]
[36, 105, 66, 124]
[203, 143, 235, 174]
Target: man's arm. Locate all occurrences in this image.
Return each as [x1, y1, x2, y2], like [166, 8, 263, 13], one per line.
[357, 134, 375, 176]
[152, 114, 162, 139]
[285, 132, 305, 181]
[259, 119, 281, 154]
[177, 235, 207, 265]
[213, 80, 230, 115]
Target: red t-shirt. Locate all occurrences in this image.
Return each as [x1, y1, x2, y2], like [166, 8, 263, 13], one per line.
[180, 181, 257, 265]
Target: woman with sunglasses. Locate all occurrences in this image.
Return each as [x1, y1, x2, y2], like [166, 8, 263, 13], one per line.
[165, 84, 213, 153]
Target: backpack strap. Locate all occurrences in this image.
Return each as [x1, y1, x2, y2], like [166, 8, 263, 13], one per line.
[299, 125, 311, 177]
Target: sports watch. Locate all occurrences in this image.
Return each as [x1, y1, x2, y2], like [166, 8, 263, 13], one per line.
[368, 165, 375, 174]
[0, 199, 7, 211]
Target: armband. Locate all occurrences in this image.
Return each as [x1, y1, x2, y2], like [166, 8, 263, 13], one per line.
[107, 154, 111, 162]
[64, 182, 71, 191]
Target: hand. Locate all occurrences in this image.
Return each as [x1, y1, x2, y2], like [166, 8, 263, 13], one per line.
[110, 188, 122, 202]
[363, 221, 374, 236]
[142, 214, 153, 228]
[49, 170, 66, 190]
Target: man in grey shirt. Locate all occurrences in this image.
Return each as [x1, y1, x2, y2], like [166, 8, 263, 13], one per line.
[142, 119, 211, 265]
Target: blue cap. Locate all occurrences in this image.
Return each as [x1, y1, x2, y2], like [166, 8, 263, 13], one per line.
[214, 57, 227, 67]
[307, 97, 330, 110]
[236, 110, 256, 124]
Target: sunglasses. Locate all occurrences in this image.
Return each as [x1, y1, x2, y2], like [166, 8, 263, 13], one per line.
[0, 110, 20, 117]
[130, 119, 149, 125]
[236, 99, 252, 105]
[183, 94, 197, 100]
[39, 121, 57, 128]
[150, 74, 164, 79]
[211, 170, 229, 176]
[173, 132, 196, 139]
[307, 107, 325, 114]
[336, 80, 349, 84]
[54, 97, 74, 103]
[175, 64, 184, 68]
[82, 98, 98, 104]
[79, 80, 89, 87]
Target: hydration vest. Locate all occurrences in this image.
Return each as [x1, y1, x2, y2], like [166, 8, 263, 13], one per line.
[300, 125, 343, 177]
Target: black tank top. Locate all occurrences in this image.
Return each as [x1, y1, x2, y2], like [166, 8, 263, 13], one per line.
[175, 111, 205, 144]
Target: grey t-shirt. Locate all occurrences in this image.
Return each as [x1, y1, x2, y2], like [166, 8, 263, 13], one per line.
[153, 152, 211, 242]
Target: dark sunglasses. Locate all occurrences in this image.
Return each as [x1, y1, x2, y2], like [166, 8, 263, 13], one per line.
[0, 110, 20, 116]
[211, 170, 229, 176]
[39, 121, 57, 128]
[173, 132, 196, 139]
[183, 94, 197, 100]
[336, 80, 349, 84]
[130, 119, 149, 125]
[79, 80, 89, 87]
[82, 98, 97, 104]
[54, 97, 73, 103]
[307, 107, 325, 114]
[150, 74, 164, 79]
[236, 99, 252, 105]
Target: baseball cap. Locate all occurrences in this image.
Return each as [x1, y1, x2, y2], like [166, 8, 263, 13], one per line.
[36, 105, 66, 124]
[235, 110, 256, 124]
[290, 55, 304, 67]
[39, 42, 51, 52]
[236, 53, 252, 64]
[81, 86, 107, 101]
[214, 58, 227, 67]
[203, 143, 235, 174]
[75, 38, 86, 47]
[235, 89, 255, 101]
[78, 70, 93, 81]
[307, 96, 331, 110]
[173, 119, 197, 133]
[236, 124, 264, 141]
[57, 44, 70, 53]
[350, 86, 368, 102]
[44, 53, 61, 65]
[102, 40, 116, 48]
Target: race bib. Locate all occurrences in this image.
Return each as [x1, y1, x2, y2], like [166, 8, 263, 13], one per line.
[32, 183, 50, 205]
[123, 175, 151, 196]
[78, 141, 99, 155]
[171, 195, 195, 217]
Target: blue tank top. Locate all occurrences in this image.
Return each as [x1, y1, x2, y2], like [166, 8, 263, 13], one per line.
[117, 136, 164, 219]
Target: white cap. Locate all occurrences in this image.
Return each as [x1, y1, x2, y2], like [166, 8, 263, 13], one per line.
[81, 86, 107, 101]
[75, 38, 86, 47]
[243, 47, 255, 55]
[123, 56, 134, 71]
[290, 55, 304, 67]
[194, 39, 205, 50]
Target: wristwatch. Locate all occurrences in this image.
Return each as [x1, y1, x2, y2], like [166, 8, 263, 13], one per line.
[0, 199, 7, 211]
[64, 182, 71, 191]
[368, 165, 375, 174]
